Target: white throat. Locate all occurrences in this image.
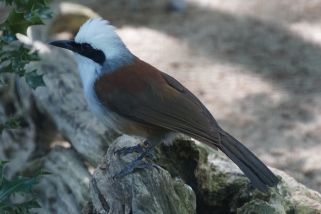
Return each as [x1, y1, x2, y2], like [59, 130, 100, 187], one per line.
[74, 54, 101, 92]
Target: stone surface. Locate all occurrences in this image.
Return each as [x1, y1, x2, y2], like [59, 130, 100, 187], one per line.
[0, 77, 36, 177]
[156, 139, 321, 214]
[90, 135, 196, 214]
[30, 147, 91, 214]
[87, 135, 321, 214]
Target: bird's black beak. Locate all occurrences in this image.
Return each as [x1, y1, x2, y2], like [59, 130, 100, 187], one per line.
[48, 40, 106, 65]
[48, 40, 79, 52]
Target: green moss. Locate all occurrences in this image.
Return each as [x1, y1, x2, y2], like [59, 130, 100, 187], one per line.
[237, 200, 285, 214]
[173, 178, 196, 214]
[154, 138, 321, 214]
[294, 206, 320, 214]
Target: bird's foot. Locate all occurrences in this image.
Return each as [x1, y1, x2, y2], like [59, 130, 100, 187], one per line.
[114, 140, 152, 157]
[114, 144, 144, 156]
[113, 158, 157, 179]
[113, 142, 159, 178]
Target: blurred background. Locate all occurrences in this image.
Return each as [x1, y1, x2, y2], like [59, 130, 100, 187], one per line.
[1, 0, 321, 211]
[48, 0, 321, 192]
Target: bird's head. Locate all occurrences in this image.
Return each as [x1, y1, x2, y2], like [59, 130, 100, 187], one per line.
[49, 18, 133, 70]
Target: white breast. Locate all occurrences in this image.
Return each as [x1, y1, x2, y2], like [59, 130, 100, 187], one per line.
[75, 55, 123, 131]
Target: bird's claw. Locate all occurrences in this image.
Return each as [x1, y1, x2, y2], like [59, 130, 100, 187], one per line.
[113, 159, 157, 179]
[112, 140, 159, 179]
[114, 141, 153, 157]
[114, 144, 144, 156]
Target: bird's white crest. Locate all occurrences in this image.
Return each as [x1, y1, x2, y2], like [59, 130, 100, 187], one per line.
[75, 18, 132, 63]
[73, 17, 133, 89]
[73, 18, 133, 88]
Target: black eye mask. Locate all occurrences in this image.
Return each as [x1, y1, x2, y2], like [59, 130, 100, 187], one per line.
[75, 42, 106, 65]
[49, 40, 106, 65]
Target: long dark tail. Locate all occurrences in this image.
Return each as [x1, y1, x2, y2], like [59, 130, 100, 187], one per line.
[216, 130, 279, 192]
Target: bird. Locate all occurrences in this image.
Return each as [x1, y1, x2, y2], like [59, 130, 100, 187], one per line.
[49, 18, 280, 192]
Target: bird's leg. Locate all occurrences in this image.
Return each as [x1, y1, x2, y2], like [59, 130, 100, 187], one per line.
[113, 141, 158, 178]
[113, 159, 157, 178]
[114, 140, 151, 156]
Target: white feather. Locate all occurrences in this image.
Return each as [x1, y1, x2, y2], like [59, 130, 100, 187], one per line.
[72, 18, 134, 131]
[75, 18, 133, 67]
[74, 54, 118, 130]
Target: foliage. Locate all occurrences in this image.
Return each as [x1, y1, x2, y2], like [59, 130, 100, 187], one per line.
[0, 0, 52, 132]
[0, 0, 52, 89]
[0, 161, 43, 214]
[0, 2, 51, 213]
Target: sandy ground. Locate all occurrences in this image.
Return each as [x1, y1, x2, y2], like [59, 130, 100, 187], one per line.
[55, 0, 321, 192]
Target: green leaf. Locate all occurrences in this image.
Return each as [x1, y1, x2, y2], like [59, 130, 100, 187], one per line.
[0, 64, 14, 74]
[0, 177, 37, 202]
[0, 161, 9, 187]
[0, 161, 9, 166]
[0, 0, 52, 209]
[27, 51, 40, 61]
[2, 10, 30, 36]
[0, 0, 51, 90]
[0, 44, 40, 76]
[0, 199, 41, 213]
[1, 30, 18, 42]
[0, 159, 44, 213]
[25, 70, 45, 89]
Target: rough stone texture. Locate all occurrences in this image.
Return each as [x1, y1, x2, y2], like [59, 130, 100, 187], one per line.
[156, 139, 321, 214]
[87, 135, 321, 213]
[30, 147, 91, 214]
[276, 171, 321, 213]
[25, 51, 113, 165]
[0, 77, 37, 177]
[90, 135, 196, 214]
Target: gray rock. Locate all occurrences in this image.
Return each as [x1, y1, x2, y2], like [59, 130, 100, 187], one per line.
[30, 147, 91, 214]
[0, 77, 36, 177]
[90, 135, 196, 214]
[156, 138, 321, 213]
[85, 134, 321, 213]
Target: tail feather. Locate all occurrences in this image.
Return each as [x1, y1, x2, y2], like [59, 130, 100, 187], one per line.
[217, 130, 279, 192]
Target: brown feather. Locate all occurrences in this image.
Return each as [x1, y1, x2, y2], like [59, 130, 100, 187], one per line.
[94, 57, 221, 145]
[95, 58, 167, 93]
